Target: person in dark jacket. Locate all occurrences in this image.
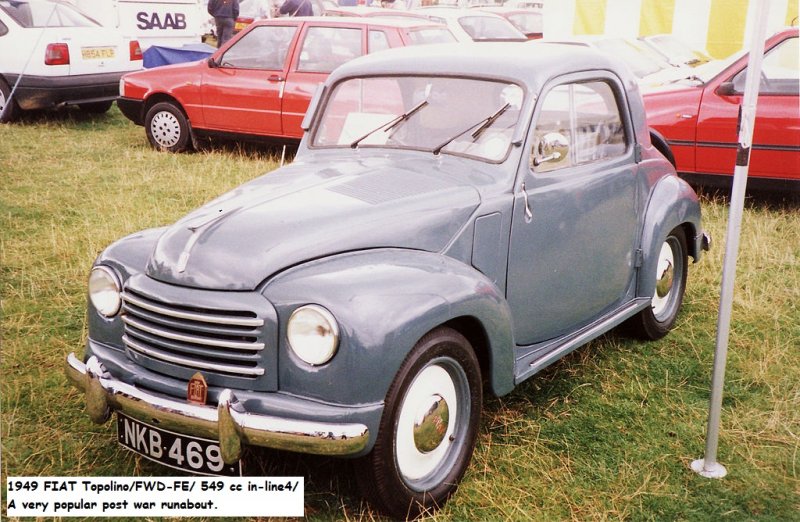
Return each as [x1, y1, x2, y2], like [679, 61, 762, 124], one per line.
[208, 0, 240, 48]
[278, 0, 312, 17]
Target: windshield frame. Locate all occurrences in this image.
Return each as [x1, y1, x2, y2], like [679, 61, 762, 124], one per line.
[308, 73, 528, 165]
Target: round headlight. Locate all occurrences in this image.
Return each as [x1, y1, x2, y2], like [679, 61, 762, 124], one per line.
[287, 305, 339, 366]
[89, 266, 122, 317]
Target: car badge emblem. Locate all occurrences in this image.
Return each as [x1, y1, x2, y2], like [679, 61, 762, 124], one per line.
[187, 372, 208, 405]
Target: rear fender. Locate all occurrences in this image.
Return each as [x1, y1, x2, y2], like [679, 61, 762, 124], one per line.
[638, 175, 703, 298]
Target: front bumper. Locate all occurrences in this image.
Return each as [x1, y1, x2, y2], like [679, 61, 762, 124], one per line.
[65, 353, 370, 464]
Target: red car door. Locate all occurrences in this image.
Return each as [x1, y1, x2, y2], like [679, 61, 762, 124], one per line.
[696, 33, 799, 183]
[281, 23, 368, 140]
[200, 23, 300, 137]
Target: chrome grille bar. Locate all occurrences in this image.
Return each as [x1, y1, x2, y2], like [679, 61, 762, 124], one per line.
[122, 315, 264, 351]
[123, 291, 263, 327]
[124, 336, 265, 376]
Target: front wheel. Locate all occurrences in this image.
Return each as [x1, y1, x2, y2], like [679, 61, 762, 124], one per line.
[145, 101, 192, 152]
[628, 227, 688, 340]
[355, 327, 482, 519]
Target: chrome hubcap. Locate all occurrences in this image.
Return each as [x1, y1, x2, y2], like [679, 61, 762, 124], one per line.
[652, 240, 675, 317]
[150, 111, 181, 147]
[0, 89, 6, 115]
[413, 393, 450, 454]
[656, 259, 674, 298]
[396, 363, 458, 483]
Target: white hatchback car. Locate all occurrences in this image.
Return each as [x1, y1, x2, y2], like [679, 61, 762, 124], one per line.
[0, 0, 143, 122]
[412, 6, 527, 43]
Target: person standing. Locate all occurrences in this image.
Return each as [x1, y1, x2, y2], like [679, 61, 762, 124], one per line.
[208, 0, 240, 48]
[278, 0, 312, 17]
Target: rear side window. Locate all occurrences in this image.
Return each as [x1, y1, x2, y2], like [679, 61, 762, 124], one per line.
[368, 29, 390, 53]
[0, 19, 7, 36]
[220, 25, 297, 70]
[532, 80, 627, 172]
[0, 1, 99, 27]
[297, 26, 363, 73]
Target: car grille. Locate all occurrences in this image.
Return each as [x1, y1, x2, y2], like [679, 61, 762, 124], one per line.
[121, 288, 266, 378]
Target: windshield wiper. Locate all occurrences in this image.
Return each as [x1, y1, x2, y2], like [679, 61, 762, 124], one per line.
[349, 99, 429, 149]
[432, 103, 510, 155]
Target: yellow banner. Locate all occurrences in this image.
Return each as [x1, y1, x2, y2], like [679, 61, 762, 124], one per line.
[707, 0, 749, 58]
[639, 0, 675, 35]
[574, 0, 608, 35]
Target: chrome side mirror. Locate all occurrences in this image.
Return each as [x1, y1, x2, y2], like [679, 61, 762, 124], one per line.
[533, 132, 569, 166]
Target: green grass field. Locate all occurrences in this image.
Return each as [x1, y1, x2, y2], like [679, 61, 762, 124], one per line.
[1, 107, 798, 520]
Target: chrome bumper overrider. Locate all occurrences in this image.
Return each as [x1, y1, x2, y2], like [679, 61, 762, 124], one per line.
[65, 353, 369, 464]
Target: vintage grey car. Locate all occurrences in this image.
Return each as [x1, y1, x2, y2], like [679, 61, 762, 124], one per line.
[67, 43, 709, 517]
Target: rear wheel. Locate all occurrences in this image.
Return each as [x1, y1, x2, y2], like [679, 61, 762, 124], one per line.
[0, 78, 20, 123]
[628, 227, 688, 339]
[78, 100, 113, 114]
[145, 101, 192, 152]
[355, 327, 482, 519]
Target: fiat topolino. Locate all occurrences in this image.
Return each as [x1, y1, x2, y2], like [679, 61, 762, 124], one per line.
[67, 43, 709, 518]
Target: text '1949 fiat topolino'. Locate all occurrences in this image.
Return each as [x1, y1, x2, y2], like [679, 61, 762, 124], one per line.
[67, 42, 710, 518]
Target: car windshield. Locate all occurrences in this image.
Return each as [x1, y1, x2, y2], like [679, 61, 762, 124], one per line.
[0, 0, 99, 27]
[458, 15, 525, 40]
[593, 38, 668, 78]
[312, 75, 525, 162]
[506, 12, 542, 34]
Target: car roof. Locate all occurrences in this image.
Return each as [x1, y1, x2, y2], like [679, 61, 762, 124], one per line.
[325, 6, 429, 18]
[329, 41, 636, 89]
[251, 15, 443, 29]
[413, 6, 508, 20]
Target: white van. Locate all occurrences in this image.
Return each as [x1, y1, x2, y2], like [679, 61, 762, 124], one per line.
[70, 0, 207, 49]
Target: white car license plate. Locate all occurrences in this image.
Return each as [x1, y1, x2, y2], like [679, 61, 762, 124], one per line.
[81, 47, 115, 60]
[117, 413, 241, 476]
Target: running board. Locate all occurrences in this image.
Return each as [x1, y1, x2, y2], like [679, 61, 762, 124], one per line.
[513, 298, 650, 385]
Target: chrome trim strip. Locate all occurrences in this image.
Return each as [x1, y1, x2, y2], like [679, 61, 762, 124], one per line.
[124, 336, 265, 377]
[66, 354, 370, 460]
[122, 315, 265, 351]
[122, 292, 263, 328]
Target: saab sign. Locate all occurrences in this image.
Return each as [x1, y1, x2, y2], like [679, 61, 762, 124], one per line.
[136, 12, 187, 30]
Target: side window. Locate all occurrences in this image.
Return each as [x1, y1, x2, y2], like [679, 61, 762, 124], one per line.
[298, 26, 362, 73]
[219, 25, 296, 70]
[0, 20, 7, 36]
[368, 30, 390, 53]
[532, 80, 626, 172]
[732, 36, 799, 95]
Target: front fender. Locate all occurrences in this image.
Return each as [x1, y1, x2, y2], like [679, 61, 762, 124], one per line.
[263, 249, 515, 406]
[639, 174, 703, 297]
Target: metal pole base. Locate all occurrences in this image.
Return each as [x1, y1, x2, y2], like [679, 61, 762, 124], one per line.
[691, 458, 727, 478]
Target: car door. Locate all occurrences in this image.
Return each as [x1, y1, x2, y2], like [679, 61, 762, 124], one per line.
[281, 23, 366, 139]
[507, 74, 640, 345]
[200, 23, 299, 136]
[696, 34, 799, 182]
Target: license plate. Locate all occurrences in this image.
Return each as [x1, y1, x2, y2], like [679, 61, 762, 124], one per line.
[82, 47, 115, 60]
[117, 413, 241, 476]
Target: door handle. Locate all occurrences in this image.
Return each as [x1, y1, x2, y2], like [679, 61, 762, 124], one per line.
[521, 182, 533, 223]
[267, 75, 285, 82]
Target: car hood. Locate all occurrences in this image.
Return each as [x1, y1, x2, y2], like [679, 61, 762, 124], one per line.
[146, 156, 482, 290]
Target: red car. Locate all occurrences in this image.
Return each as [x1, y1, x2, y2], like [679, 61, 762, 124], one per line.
[117, 17, 455, 151]
[643, 27, 799, 192]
